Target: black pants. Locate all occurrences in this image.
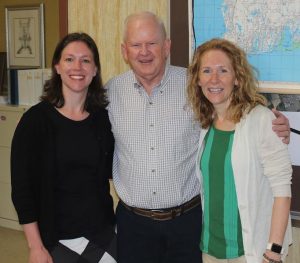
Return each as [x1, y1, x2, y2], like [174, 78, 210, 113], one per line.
[116, 201, 202, 263]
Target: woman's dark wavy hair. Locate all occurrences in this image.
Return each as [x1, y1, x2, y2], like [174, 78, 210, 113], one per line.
[41, 32, 107, 112]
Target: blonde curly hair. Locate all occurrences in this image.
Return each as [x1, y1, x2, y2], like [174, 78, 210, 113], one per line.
[187, 38, 266, 128]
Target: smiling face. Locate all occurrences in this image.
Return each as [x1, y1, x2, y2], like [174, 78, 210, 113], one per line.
[198, 49, 238, 112]
[55, 41, 97, 97]
[121, 15, 171, 88]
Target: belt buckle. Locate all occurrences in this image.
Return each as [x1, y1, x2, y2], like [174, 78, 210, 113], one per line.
[149, 209, 164, 220]
[171, 208, 181, 219]
[150, 209, 165, 213]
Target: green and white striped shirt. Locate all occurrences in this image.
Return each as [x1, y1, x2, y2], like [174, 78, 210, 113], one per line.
[200, 125, 244, 259]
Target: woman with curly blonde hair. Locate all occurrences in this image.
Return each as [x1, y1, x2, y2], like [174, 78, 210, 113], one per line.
[187, 38, 292, 263]
[188, 38, 266, 128]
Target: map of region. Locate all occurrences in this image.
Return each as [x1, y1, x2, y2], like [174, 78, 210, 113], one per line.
[193, 0, 300, 83]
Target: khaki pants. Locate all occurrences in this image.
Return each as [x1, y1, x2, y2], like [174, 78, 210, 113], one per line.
[203, 253, 247, 263]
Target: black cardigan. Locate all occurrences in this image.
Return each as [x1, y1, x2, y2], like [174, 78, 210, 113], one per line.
[11, 101, 115, 249]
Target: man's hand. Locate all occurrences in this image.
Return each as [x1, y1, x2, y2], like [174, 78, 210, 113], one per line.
[272, 109, 290, 144]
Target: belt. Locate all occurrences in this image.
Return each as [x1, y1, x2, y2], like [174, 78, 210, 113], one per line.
[120, 195, 201, 221]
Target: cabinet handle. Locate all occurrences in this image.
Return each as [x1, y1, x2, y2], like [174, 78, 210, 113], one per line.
[0, 115, 7, 121]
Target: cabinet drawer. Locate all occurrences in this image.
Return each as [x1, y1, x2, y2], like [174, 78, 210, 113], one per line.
[0, 109, 24, 147]
[0, 182, 18, 221]
[0, 147, 10, 184]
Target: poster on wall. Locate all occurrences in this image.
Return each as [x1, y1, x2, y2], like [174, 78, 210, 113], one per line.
[191, 0, 300, 165]
[191, 0, 300, 91]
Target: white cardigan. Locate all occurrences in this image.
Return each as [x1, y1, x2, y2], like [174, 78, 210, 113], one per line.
[196, 105, 292, 262]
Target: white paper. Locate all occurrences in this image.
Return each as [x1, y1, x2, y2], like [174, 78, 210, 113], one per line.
[283, 112, 300, 165]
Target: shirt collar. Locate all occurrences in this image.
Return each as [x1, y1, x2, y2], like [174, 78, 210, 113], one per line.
[133, 64, 171, 93]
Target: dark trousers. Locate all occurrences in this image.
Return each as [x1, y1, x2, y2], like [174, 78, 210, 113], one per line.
[116, 201, 202, 263]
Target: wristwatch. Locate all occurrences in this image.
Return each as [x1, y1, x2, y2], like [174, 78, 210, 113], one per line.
[266, 243, 284, 254]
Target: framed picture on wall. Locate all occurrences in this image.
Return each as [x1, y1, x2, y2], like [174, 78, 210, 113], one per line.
[5, 4, 45, 69]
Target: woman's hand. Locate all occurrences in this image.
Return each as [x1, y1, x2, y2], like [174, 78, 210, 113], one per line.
[22, 223, 53, 263]
[29, 246, 53, 263]
[262, 250, 282, 263]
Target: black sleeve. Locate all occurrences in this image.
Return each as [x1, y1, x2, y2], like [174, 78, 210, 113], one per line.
[10, 108, 42, 224]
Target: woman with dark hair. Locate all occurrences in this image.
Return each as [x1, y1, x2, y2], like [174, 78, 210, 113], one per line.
[11, 32, 117, 263]
[187, 38, 292, 263]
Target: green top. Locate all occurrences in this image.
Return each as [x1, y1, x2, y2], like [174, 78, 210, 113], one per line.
[200, 126, 244, 259]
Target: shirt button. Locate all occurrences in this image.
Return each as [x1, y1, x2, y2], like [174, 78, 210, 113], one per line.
[150, 147, 154, 150]
[153, 191, 156, 195]
[149, 102, 153, 105]
[151, 169, 156, 173]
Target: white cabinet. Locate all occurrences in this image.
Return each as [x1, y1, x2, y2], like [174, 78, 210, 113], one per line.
[0, 105, 27, 230]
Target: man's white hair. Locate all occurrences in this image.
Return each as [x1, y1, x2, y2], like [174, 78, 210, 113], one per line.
[123, 11, 167, 42]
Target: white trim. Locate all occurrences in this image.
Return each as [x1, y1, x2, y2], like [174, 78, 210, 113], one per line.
[188, 0, 194, 63]
[259, 81, 300, 94]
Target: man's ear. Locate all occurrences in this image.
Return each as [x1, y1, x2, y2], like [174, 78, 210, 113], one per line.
[164, 39, 171, 59]
[121, 43, 128, 64]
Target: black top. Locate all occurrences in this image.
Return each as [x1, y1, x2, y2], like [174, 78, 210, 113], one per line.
[11, 101, 115, 250]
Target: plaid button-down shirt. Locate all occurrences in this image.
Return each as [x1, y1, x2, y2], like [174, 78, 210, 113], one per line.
[106, 65, 201, 209]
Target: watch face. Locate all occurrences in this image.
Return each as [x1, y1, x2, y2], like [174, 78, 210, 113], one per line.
[271, 243, 282, 253]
